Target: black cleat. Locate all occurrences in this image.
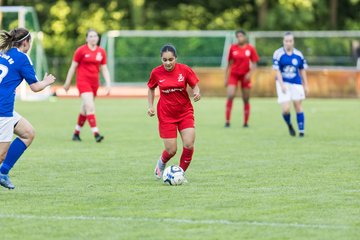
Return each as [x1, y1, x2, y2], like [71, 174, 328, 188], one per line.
[243, 123, 249, 128]
[299, 132, 305, 137]
[95, 133, 104, 143]
[225, 122, 230, 128]
[288, 125, 296, 137]
[72, 134, 81, 141]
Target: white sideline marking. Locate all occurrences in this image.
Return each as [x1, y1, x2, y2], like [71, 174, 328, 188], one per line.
[0, 213, 353, 230]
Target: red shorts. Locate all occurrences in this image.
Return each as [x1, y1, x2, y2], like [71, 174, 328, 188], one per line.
[228, 72, 251, 88]
[77, 81, 99, 96]
[159, 116, 195, 139]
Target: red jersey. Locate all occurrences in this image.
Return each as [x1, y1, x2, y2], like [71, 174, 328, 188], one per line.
[228, 44, 259, 75]
[148, 63, 199, 123]
[73, 44, 107, 84]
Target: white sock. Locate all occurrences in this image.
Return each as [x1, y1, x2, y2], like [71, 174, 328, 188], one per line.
[157, 157, 166, 170]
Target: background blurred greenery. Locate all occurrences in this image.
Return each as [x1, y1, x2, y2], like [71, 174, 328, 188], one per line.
[1, 0, 359, 82]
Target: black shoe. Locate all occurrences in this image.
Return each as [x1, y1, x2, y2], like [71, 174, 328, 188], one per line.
[225, 122, 230, 128]
[72, 134, 81, 141]
[288, 125, 296, 137]
[95, 133, 104, 143]
[243, 123, 249, 128]
[299, 132, 305, 137]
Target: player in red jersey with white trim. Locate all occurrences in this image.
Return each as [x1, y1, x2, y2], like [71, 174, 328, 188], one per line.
[64, 29, 111, 142]
[224, 30, 259, 128]
[147, 44, 201, 179]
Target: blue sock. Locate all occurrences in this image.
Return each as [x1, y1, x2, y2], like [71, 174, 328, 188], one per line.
[0, 138, 27, 175]
[282, 113, 291, 126]
[296, 112, 305, 133]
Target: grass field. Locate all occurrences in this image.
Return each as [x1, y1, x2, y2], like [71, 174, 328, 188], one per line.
[0, 97, 359, 239]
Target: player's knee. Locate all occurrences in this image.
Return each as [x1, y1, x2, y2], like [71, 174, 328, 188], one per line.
[295, 104, 303, 112]
[165, 145, 177, 157]
[282, 105, 290, 113]
[84, 104, 95, 114]
[25, 127, 36, 142]
[227, 94, 235, 100]
[282, 110, 290, 115]
[19, 127, 35, 147]
[0, 151, 6, 163]
[183, 143, 194, 149]
[167, 149, 177, 157]
[183, 138, 194, 149]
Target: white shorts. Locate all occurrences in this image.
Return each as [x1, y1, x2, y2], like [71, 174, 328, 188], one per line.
[0, 112, 22, 142]
[276, 81, 305, 104]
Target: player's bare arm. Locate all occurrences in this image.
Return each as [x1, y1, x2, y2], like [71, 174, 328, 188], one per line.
[100, 64, 111, 95]
[245, 62, 257, 81]
[275, 69, 286, 93]
[224, 60, 233, 87]
[29, 73, 56, 92]
[192, 84, 201, 102]
[300, 69, 309, 95]
[63, 61, 78, 92]
[147, 88, 155, 117]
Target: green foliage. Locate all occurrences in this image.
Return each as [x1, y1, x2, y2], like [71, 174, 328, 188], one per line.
[114, 37, 225, 82]
[1, 0, 359, 81]
[255, 37, 358, 66]
[263, 2, 315, 30]
[2, 0, 358, 56]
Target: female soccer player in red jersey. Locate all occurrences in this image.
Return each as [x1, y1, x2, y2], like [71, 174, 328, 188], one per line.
[64, 29, 111, 142]
[147, 44, 201, 179]
[224, 30, 259, 128]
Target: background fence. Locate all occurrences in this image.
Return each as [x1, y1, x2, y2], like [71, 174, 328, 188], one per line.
[97, 30, 360, 84]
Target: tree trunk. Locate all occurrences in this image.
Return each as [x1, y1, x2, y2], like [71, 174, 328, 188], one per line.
[330, 0, 338, 29]
[257, 0, 268, 29]
[130, 0, 145, 29]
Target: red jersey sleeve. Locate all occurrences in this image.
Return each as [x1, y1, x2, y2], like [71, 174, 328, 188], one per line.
[250, 45, 259, 63]
[227, 45, 233, 62]
[185, 65, 199, 88]
[147, 69, 158, 89]
[101, 48, 107, 65]
[73, 46, 83, 63]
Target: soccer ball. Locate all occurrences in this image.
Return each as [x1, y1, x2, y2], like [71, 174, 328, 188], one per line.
[163, 165, 186, 186]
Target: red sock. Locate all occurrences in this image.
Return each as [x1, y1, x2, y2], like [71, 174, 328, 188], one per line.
[74, 114, 87, 135]
[161, 150, 174, 164]
[179, 147, 194, 172]
[244, 103, 250, 125]
[226, 99, 233, 123]
[87, 114, 99, 135]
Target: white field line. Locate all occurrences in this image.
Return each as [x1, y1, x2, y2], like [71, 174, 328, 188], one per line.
[0, 213, 354, 230]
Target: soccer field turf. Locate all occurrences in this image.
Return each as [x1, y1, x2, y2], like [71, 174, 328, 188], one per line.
[0, 97, 359, 239]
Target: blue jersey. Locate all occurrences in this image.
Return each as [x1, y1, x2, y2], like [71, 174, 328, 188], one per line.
[272, 47, 308, 85]
[0, 48, 38, 117]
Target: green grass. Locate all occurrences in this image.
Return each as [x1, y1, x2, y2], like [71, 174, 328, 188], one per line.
[1, 97, 359, 240]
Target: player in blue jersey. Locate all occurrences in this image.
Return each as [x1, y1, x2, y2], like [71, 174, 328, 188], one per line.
[273, 32, 309, 137]
[0, 28, 55, 189]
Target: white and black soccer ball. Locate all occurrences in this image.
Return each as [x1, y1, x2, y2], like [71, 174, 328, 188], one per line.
[163, 165, 185, 186]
